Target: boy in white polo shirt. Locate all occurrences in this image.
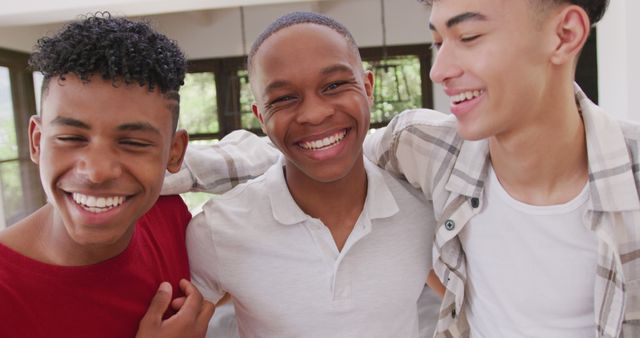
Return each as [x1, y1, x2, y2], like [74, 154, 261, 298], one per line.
[185, 12, 440, 338]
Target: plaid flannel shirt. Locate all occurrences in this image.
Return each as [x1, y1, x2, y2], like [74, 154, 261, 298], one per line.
[363, 85, 640, 338]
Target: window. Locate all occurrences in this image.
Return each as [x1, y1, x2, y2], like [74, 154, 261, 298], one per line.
[0, 48, 45, 228]
[0, 67, 19, 229]
[179, 72, 219, 138]
[365, 55, 423, 127]
[238, 69, 260, 132]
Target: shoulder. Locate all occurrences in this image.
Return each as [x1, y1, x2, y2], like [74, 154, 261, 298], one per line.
[387, 108, 458, 136]
[202, 171, 270, 211]
[377, 166, 430, 208]
[619, 119, 640, 144]
[0, 205, 52, 262]
[144, 195, 191, 222]
[189, 171, 272, 232]
[619, 119, 640, 168]
[138, 195, 192, 237]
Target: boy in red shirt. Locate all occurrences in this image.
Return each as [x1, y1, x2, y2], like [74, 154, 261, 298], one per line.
[0, 13, 213, 338]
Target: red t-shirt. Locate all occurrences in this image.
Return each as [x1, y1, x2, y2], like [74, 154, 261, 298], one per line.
[0, 195, 191, 338]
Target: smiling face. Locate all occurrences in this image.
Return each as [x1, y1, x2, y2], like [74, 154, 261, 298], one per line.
[250, 23, 374, 184]
[30, 75, 187, 253]
[428, 0, 557, 140]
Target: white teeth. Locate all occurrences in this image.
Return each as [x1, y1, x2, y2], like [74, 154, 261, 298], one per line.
[452, 90, 483, 104]
[71, 192, 126, 213]
[300, 130, 347, 150]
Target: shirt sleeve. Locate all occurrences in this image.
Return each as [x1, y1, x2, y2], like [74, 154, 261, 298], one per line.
[364, 109, 457, 201]
[162, 130, 281, 195]
[186, 210, 226, 303]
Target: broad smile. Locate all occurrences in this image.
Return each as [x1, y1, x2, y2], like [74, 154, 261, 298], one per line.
[446, 88, 486, 119]
[297, 128, 349, 151]
[451, 89, 484, 105]
[70, 192, 128, 213]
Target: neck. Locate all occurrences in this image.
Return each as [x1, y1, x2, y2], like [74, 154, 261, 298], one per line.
[285, 156, 367, 251]
[35, 204, 134, 266]
[489, 83, 588, 205]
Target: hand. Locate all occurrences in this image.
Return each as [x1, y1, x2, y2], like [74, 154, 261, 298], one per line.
[135, 279, 215, 338]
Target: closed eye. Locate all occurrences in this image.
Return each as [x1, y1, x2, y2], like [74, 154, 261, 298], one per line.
[56, 135, 86, 143]
[120, 139, 152, 147]
[269, 95, 297, 106]
[461, 35, 481, 43]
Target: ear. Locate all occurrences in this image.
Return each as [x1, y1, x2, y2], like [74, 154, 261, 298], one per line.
[166, 129, 188, 173]
[549, 5, 590, 65]
[28, 115, 42, 165]
[252, 102, 268, 135]
[363, 70, 375, 107]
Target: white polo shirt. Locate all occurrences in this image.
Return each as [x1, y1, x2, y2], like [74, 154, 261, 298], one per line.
[187, 158, 438, 338]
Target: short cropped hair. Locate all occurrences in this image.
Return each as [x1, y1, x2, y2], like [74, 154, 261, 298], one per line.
[29, 12, 187, 129]
[247, 11, 361, 76]
[418, 0, 609, 25]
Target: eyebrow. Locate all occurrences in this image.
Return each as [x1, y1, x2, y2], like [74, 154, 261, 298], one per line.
[320, 64, 355, 76]
[50, 116, 90, 129]
[117, 122, 161, 135]
[429, 12, 488, 31]
[262, 64, 356, 98]
[50, 116, 160, 135]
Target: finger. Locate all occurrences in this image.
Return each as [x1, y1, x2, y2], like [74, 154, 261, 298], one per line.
[197, 300, 216, 325]
[141, 282, 173, 324]
[171, 296, 187, 311]
[175, 279, 203, 318]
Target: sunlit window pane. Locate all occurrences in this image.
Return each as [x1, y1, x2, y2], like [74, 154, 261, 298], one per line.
[178, 72, 219, 134]
[33, 71, 44, 115]
[0, 67, 17, 161]
[0, 161, 24, 225]
[238, 70, 260, 131]
[364, 56, 422, 124]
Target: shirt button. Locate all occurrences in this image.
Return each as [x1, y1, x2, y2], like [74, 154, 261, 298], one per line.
[444, 219, 455, 231]
[471, 197, 480, 208]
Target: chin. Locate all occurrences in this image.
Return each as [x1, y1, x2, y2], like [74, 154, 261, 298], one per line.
[456, 124, 492, 141]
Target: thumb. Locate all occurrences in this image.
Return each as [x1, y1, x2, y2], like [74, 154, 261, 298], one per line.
[141, 282, 173, 324]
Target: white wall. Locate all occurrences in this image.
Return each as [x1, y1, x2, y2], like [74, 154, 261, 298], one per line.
[597, 0, 640, 122]
[0, 0, 432, 59]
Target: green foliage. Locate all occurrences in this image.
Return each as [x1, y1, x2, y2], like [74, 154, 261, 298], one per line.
[0, 161, 24, 223]
[364, 56, 422, 124]
[178, 72, 219, 134]
[238, 70, 261, 131]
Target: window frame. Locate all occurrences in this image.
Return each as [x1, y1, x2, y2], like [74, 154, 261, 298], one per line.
[0, 47, 46, 226]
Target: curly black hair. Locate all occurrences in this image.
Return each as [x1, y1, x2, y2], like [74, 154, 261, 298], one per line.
[29, 12, 187, 128]
[418, 0, 609, 25]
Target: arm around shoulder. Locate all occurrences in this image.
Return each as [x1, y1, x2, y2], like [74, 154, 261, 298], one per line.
[364, 109, 456, 200]
[162, 130, 280, 195]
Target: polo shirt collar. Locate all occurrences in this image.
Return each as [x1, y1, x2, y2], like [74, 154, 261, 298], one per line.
[266, 157, 400, 226]
[363, 157, 399, 220]
[577, 84, 640, 212]
[265, 158, 309, 225]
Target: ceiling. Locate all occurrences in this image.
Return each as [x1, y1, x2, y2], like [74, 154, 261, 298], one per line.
[0, 0, 322, 27]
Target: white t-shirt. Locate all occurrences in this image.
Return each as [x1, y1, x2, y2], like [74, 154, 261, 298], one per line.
[188, 158, 440, 338]
[460, 165, 597, 338]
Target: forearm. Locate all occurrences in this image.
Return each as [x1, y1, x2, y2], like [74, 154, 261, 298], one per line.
[162, 130, 281, 195]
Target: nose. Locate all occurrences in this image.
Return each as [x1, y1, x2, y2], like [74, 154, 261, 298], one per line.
[295, 93, 335, 125]
[76, 145, 122, 184]
[429, 43, 463, 85]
